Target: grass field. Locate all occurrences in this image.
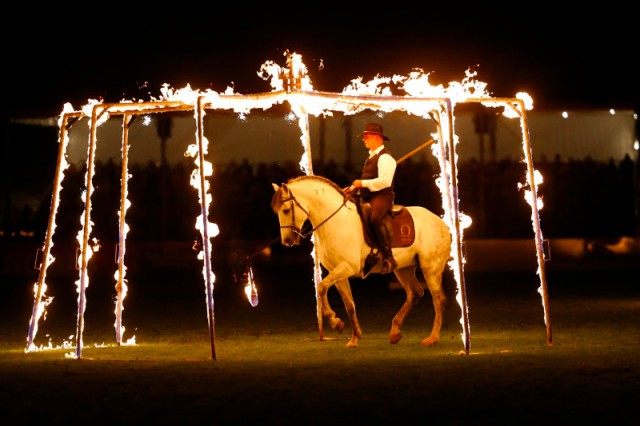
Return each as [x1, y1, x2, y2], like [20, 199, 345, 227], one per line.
[1, 264, 639, 424]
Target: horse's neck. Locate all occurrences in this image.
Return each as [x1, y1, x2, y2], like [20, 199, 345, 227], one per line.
[295, 182, 345, 225]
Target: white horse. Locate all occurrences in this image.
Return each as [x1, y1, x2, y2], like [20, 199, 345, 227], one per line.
[271, 175, 452, 348]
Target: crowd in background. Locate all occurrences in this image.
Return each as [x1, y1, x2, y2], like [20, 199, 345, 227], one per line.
[8, 153, 640, 243]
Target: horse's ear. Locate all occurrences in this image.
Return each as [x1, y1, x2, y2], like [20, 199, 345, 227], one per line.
[275, 182, 290, 195]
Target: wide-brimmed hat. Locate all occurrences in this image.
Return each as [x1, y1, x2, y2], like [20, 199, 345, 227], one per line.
[358, 122, 390, 141]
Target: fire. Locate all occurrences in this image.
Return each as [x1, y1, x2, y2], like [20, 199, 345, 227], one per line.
[243, 266, 259, 308]
[27, 49, 551, 358]
[113, 114, 136, 346]
[25, 104, 75, 352]
[256, 52, 503, 350]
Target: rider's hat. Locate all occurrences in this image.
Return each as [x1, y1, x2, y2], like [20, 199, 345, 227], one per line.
[358, 122, 390, 141]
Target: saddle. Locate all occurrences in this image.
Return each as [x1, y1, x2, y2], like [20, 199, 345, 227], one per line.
[354, 197, 416, 275]
[357, 201, 416, 249]
[355, 200, 415, 275]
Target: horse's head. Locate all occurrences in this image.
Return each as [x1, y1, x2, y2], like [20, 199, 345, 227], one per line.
[271, 182, 310, 247]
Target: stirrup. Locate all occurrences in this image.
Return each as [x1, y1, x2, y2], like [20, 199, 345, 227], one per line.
[363, 251, 378, 275]
[381, 258, 397, 274]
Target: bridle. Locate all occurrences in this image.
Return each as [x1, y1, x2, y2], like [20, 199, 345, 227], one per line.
[279, 189, 349, 240]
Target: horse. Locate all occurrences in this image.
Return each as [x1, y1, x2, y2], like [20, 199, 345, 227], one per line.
[271, 175, 452, 348]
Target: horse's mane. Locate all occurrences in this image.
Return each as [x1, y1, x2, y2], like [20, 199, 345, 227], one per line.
[288, 175, 345, 194]
[271, 175, 348, 212]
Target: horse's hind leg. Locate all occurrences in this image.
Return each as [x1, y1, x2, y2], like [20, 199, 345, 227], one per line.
[390, 267, 425, 344]
[419, 263, 447, 346]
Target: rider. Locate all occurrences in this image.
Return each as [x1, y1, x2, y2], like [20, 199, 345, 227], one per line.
[345, 122, 398, 274]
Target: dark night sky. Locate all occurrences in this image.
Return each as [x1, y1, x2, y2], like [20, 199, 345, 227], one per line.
[1, 7, 638, 241]
[3, 8, 639, 120]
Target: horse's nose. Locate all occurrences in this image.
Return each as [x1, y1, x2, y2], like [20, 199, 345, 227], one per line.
[283, 237, 294, 247]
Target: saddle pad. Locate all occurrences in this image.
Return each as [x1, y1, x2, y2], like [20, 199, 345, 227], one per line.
[391, 208, 415, 248]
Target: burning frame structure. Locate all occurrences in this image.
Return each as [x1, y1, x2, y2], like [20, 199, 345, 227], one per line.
[25, 52, 552, 359]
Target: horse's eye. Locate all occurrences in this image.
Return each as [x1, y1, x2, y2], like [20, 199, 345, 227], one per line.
[282, 208, 290, 215]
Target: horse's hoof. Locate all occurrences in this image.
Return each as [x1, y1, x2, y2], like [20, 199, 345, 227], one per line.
[330, 318, 345, 334]
[381, 258, 397, 274]
[346, 340, 359, 348]
[390, 332, 402, 344]
[421, 337, 439, 346]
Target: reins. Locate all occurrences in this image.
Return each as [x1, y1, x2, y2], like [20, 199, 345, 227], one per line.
[245, 140, 437, 275]
[244, 188, 349, 264]
[280, 190, 350, 239]
[249, 140, 435, 260]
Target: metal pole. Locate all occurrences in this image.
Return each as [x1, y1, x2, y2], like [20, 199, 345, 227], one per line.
[443, 101, 471, 355]
[114, 114, 132, 345]
[513, 100, 553, 346]
[75, 105, 104, 359]
[196, 97, 216, 360]
[26, 112, 81, 350]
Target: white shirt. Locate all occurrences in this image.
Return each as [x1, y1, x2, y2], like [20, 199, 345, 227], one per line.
[362, 145, 396, 192]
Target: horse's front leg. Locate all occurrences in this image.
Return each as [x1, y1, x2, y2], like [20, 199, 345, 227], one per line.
[318, 288, 345, 336]
[334, 278, 362, 348]
[314, 287, 346, 341]
[316, 264, 361, 348]
[316, 275, 345, 340]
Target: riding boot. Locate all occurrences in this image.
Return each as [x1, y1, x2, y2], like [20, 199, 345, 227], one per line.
[375, 223, 397, 274]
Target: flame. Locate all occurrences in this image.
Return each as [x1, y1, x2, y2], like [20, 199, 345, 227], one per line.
[183, 103, 220, 338]
[25, 287, 53, 352]
[518, 168, 544, 211]
[25, 333, 131, 354]
[25, 104, 75, 352]
[109, 113, 155, 345]
[73, 115, 102, 355]
[29, 50, 550, 355]
[243, 266, 259, 307]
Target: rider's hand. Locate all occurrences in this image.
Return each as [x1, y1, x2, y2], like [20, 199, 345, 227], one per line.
[344, 180, 362, 195]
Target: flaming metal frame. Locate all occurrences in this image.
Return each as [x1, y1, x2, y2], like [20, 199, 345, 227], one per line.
[26, 58, 552, 360]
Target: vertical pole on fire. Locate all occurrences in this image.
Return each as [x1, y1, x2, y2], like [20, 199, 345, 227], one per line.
[114, 114, 133, 345]
[27, 112, 82, 350]
[512, 99, 553, 346]
[75, 104, 106, 359]
[444, 100, 471, 355]
[195, 96, 216, 360]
